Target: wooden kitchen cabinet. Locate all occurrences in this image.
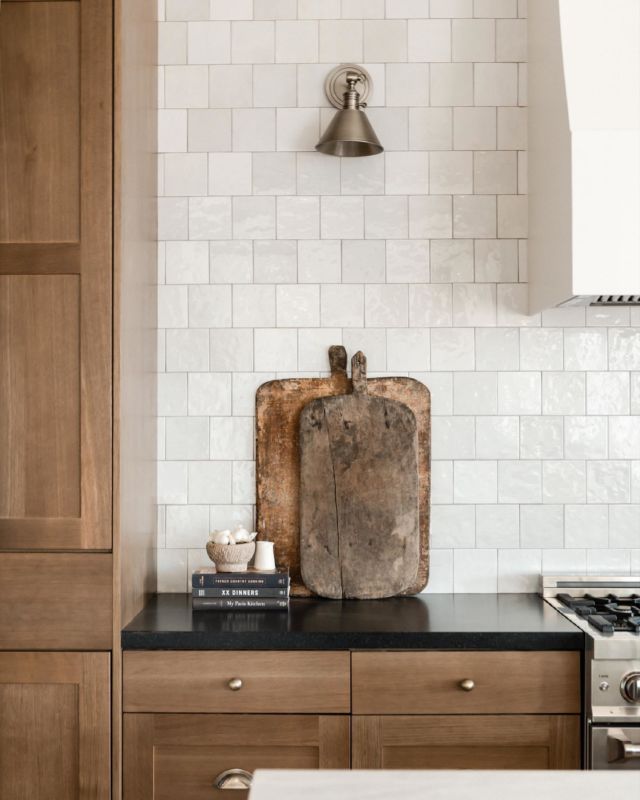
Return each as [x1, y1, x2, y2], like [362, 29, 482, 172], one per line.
[123, 714, 350, 799]
[351, 650, 581, 771]
[122, 647, 582, 790]
[0, 0, 112, 552]
[352, 714, 581, 770]
[123, 650, 351, 797]
[0, 0, 157, 797]
[0, 652, 111, 799]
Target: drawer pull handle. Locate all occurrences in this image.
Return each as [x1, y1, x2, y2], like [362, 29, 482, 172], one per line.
[227, 677, 243, 691]
[214, 768, 253, 790]
[459, 679, 475, 692]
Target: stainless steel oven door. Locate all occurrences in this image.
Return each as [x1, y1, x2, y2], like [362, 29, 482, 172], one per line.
[591, 727, 640, 769]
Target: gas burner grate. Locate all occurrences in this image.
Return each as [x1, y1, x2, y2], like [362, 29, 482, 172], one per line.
[587, 614, 640, 634]
[556, 592, 640, 634]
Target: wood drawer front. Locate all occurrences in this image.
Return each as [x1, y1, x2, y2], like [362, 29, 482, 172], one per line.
[0, 553, 112, 650]
[123, 651, 350, 713]
[124, 714, 350, 800]
[352, 651, 580, 715]
[352, 715, 580, 770]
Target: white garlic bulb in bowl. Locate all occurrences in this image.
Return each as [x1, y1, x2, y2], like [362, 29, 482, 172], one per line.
[210, 529, 232, 545]
[229, 525, 257, 544]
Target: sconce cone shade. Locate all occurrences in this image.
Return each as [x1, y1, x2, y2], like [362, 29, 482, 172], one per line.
[315, 107, 383, 157]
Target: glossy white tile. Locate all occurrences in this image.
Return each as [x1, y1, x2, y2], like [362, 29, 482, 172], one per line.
[452, 19, 495, 62]
[156, 6, 640, 589]
[476, 416, 519, 459]
[476, 505, 519, 548]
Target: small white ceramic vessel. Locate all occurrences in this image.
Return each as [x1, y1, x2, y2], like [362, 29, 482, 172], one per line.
[253, 540, 276, 572]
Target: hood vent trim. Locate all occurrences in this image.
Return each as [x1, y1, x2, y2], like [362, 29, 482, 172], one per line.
[591, 295, 640, 306]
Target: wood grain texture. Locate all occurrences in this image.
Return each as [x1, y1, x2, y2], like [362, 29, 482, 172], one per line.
[256, 346, 430, 596]
[0, 0, 112, 550]
[0, 652, 110, 799]
[114, 0, 158, 631]
[0, 243, 80, 274]
[124, 713, 350, 800]
[352, 651, 581, 715]
[0, 553, 112, 650]
[113, 2, 158, 797]
[123, 651, 350, 714]
[300, 352, 420, 599]
[0, 1, 80, 242]
[352, 716, 383, 769]
[78, 0, 113, 550]
[352, 715, 580, 770]
[1, 684, 79, 799]
[0, 275, 80, 520]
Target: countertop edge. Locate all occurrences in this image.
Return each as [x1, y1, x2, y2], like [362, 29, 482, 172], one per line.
[121, 630, 584, 651]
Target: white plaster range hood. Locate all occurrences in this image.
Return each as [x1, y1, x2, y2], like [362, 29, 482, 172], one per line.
[528, 0, 640, 312]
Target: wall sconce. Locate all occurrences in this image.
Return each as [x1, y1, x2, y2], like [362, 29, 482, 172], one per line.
[315, 64, 383, 157]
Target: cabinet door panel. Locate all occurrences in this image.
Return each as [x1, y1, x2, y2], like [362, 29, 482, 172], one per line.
[0, 652, 110, 799]
[353, 715, 580, 770]
[124, 714, 350, 800]
[0, 0, 112, 550]
[0, 1, 80, 243]
[0, 276, 80, 520]
[2, 684, 79, 799]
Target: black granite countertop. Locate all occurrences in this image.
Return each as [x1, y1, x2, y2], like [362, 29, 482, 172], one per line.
[122, 593, 583, 651]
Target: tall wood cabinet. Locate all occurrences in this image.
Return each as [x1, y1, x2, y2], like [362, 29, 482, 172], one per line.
[0, 0, 112, 553]
[0, 1, 157, 798]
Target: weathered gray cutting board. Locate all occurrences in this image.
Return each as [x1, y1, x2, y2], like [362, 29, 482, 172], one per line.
[299, 352, 420, 600]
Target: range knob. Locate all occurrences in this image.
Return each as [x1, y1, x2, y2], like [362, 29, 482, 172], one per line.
[621, 672, 640, 703]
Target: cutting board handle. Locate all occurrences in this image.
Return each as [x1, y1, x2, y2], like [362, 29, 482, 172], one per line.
[351, 351, 368, 395]
[328, 345, 348, 376]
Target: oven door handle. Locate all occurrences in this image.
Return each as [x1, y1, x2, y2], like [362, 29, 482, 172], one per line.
[607, 730, 640, 763]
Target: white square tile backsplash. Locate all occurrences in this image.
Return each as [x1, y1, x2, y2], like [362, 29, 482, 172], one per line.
[156, 0, 640, 593]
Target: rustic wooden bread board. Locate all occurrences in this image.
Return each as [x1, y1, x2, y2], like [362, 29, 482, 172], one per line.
[255, 346, 430, 596]
[299, 352, 420, 599]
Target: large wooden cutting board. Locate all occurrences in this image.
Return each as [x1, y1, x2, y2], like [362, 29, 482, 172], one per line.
[256, 346, 430, 596]
[299, 353, 420, 599]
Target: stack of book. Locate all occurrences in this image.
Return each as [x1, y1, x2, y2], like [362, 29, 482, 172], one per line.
[192, 567, 290, 611]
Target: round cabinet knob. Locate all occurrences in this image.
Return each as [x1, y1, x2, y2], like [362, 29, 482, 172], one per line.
[459, 679, 475, 692]
[227, 677, 243, 691]
[621, 672, 640, 704]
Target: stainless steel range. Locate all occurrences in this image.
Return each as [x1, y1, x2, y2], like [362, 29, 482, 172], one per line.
[542, 575, 640, 771]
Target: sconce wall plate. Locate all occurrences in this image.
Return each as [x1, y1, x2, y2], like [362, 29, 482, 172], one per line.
[324, 64, 373, 109]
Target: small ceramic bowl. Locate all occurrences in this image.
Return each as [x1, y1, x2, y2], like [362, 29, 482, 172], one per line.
[206, 541, 256, 573]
